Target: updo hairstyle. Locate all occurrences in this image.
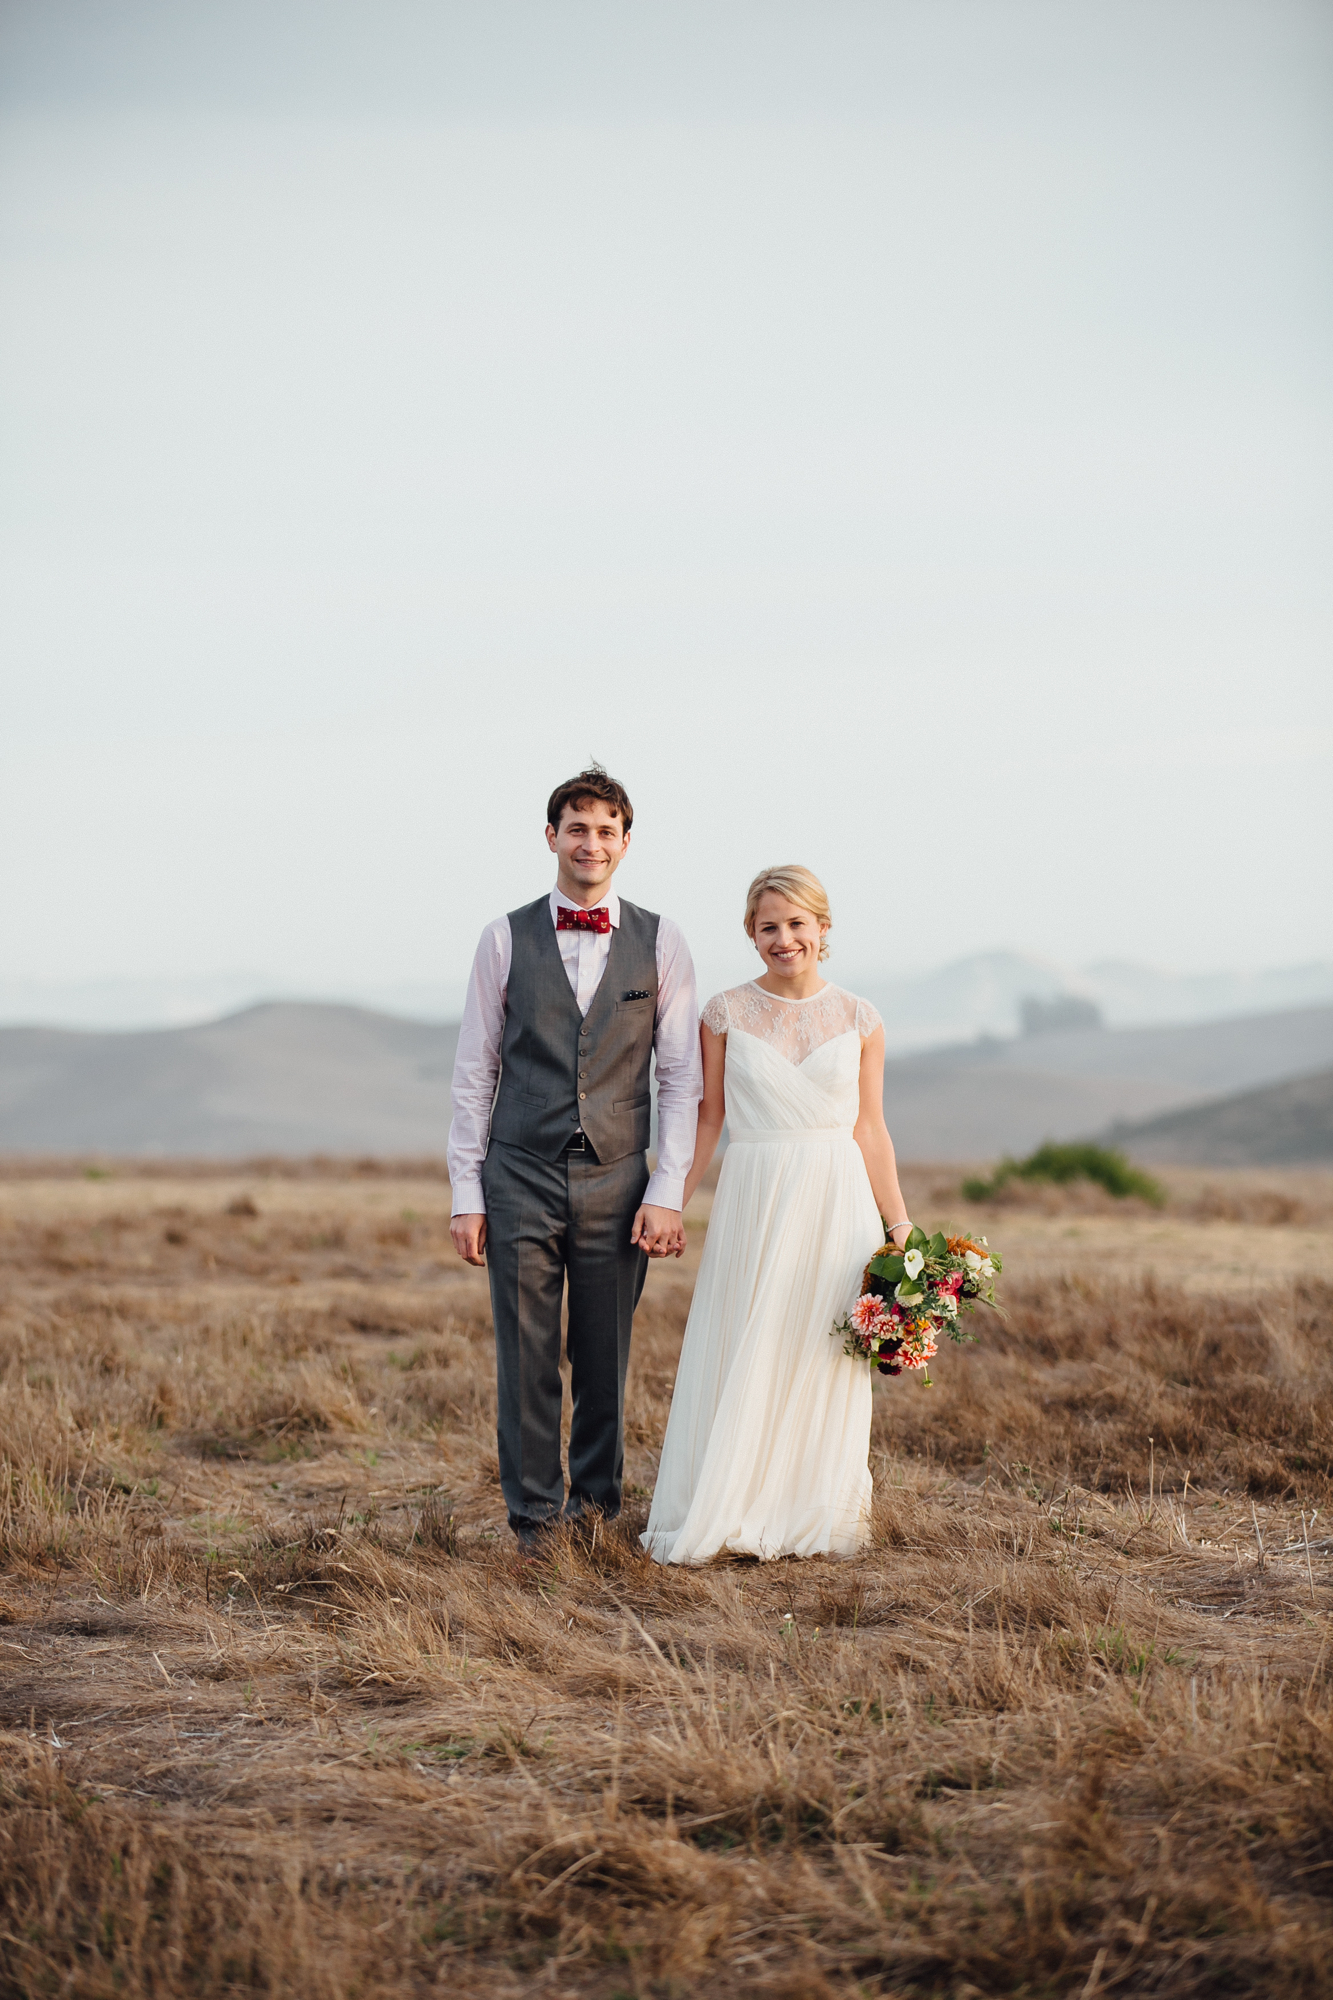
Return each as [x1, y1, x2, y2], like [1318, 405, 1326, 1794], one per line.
[743, 865, 832, 962]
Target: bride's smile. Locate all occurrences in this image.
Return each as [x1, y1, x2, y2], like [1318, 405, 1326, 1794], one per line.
[752, 892, 830, 999]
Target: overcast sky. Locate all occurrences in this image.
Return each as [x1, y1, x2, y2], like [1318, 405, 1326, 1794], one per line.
[2, 0, 1330, 1009]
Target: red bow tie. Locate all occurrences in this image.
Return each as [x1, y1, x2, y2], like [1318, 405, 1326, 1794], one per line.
[557, 904, 611, 934]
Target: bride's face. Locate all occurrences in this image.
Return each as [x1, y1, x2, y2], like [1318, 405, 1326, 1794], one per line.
[752, 894, 827, 982]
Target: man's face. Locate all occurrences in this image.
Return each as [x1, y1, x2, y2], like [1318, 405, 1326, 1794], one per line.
[546, 799, 630, 897]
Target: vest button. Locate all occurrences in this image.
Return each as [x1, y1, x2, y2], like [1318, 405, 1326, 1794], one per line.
[579, 1069, 588, 1078]
[579, 1092, 586, 1100]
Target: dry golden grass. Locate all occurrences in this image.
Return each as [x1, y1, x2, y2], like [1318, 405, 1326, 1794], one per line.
[0, 1159, 1330, 1998]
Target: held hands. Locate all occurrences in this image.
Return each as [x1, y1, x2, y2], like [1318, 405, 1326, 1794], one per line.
[631, 1204, 686, 1259]
[454, 1208, 682, 1264]
[450, 1213, 488, 1266]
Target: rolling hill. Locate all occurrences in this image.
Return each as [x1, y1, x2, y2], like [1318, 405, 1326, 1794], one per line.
[0, 1005, 458, 1156]
[1107, 1067, 1333, 1166]
[877, 1004, 1333, 1159]
[6, 954, 1333, 1047]
[2, 999, 1330, 1163]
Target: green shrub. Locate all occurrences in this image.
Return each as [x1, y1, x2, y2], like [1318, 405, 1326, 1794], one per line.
[962, 1142, 1164, 1206]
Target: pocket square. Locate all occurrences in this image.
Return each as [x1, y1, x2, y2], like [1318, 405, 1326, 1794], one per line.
[621, 990, 652, 1002]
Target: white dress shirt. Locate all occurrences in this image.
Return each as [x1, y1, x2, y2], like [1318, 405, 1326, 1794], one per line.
[447, 884, 702, 1216]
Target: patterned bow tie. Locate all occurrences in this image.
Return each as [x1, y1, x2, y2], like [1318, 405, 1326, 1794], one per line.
[556, 904, 611, 934]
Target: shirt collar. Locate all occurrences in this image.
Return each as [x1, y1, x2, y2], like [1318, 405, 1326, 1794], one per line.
[550, 883, 620, 928]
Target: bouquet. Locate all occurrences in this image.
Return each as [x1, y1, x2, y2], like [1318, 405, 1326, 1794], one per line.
[832, 1225, 1002, 1384]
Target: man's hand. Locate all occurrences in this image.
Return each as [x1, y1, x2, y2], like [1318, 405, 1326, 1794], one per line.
[450, 1213, 488, 1266]
[631, 1204, 685, 1259]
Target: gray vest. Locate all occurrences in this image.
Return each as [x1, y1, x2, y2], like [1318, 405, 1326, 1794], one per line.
[489, 896, 660, 1163]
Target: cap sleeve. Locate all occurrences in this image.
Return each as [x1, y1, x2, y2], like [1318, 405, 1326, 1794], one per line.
[701, 991, 730, 1036]
[855, 996, 883, 1038]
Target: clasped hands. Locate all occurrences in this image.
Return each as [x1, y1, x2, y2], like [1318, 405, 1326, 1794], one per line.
[450, 1203, 685, 1267]
[631, 1203, 686, 1259]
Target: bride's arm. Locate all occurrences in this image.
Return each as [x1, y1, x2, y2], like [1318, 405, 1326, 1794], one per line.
[852, 1025, 911, 1244]
[681, 1023, 726, 1211]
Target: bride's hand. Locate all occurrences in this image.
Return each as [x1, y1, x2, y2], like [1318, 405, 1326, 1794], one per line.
[632, 1204, 683, 1257]
[661, 1216, 687, 1258]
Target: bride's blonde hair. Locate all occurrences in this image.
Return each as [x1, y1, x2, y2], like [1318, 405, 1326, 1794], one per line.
[743, 865, 832, 961]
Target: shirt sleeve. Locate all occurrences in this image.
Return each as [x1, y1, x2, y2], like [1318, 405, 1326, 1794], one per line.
[446, 918, 511, 1216]
[855, 996, 883, 1039]
[645, 915, 703, 1210]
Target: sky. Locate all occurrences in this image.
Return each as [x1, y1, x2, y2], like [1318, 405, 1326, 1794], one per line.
[2, 0, 1331, 1020]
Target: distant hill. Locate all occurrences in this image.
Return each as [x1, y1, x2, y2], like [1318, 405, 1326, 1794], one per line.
[0, 1004, 458, 1156]
[6, 954, 1333, 1047]
[3, 998, 1331, 1163]
[878, 1004, 1333, 1159]
[1108, 1068, 1333, 1166]
[0, 976, 471, 1034]
[850, 952, 1333, 1053]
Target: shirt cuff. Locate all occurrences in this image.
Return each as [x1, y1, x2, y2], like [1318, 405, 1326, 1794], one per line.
[643, 1168, 685, 1211]
[450, 1178, 486, 1217]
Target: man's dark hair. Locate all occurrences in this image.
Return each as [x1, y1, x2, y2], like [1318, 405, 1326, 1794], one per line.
[546, 763, 634, 834]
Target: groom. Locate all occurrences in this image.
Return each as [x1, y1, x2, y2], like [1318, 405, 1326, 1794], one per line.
[448, 766, 701, 1548]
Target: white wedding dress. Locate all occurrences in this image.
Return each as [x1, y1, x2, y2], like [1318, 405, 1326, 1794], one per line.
[642, 982, 884, 1566]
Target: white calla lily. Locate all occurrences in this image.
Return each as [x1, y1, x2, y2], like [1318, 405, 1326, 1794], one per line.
[903, 1248, 925, 1279]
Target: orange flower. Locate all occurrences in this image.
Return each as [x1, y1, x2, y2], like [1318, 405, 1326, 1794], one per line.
[947, 1235, 984, 1257]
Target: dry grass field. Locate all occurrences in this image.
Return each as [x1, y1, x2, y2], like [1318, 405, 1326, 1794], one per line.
[1, 1156, 1331, 1998]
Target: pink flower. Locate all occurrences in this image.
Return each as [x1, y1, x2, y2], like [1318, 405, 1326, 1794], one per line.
[850, 1293, 887, 1336]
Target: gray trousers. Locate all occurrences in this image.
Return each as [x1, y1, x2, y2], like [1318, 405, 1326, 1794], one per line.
[482, 1141, 649, 1532]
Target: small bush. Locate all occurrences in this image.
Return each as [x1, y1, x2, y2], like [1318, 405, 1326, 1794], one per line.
[963, 1142, 1164, 1206]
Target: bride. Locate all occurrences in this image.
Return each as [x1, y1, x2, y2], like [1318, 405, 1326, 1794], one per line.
[642, 865, 913, 1566]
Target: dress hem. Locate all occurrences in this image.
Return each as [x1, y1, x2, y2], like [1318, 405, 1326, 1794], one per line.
[641, 1521, 870, 1567]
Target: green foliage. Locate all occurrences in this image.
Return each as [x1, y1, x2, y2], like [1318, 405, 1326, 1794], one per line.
[963, 1142, 1164, 1206]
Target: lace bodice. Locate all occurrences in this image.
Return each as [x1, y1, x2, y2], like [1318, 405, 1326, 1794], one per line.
[701, 982, 882, 1065]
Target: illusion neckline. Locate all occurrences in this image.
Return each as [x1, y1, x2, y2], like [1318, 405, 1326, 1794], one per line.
[748, 979, 836, 1006]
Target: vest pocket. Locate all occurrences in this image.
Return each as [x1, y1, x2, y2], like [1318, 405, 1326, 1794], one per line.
[612, 1097, 651, 1115]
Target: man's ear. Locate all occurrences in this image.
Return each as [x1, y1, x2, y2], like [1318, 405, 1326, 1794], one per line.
[545, 823, 558, 853]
